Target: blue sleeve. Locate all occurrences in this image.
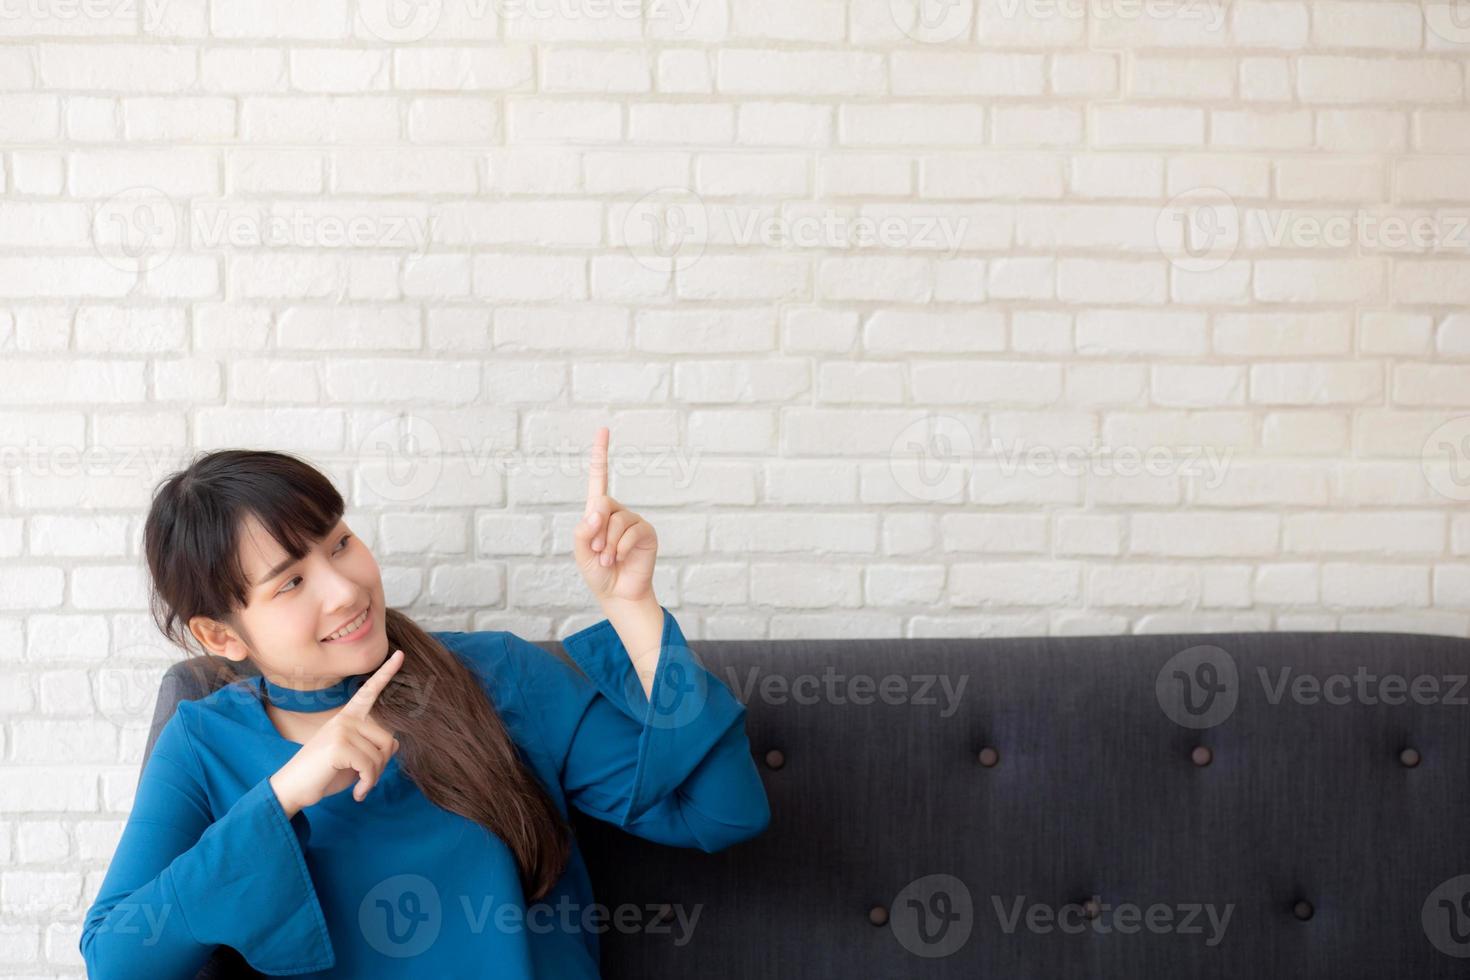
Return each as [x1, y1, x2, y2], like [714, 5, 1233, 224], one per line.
[503, 605, 771, 853]
[79, 705, 335, 979]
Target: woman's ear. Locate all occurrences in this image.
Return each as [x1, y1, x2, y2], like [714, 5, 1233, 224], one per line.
[188, 615, 250, 662]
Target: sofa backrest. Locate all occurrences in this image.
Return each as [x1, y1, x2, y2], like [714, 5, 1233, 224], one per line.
[140, 629, 1470, 978]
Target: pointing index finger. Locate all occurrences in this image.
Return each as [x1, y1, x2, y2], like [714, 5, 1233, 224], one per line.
[587, 426, 609, 503]
[343, 649, 403, 716]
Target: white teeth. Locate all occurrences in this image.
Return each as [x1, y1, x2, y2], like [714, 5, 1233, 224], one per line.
[324, 608, 368, 641]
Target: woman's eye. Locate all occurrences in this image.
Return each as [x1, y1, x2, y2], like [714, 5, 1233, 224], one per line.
[275, 535, 352, 595]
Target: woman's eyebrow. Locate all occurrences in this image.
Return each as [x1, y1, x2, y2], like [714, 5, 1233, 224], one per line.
[252, 528, 348, 586]
[253, 555, 297, 587]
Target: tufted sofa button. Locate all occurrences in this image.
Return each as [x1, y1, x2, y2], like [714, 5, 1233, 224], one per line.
[1083, 898, 1101, 920]
[869, 905, 888, 926]
[764, 749, 785, 770]
[1191, 745, 1213, 767]
[1293, 900, 1314, 921]
[977, 746, 1000, 768]
[1400, 747, 1421, 768]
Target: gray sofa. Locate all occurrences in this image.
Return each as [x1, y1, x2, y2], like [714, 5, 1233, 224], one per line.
[136, 628, 1470, 978]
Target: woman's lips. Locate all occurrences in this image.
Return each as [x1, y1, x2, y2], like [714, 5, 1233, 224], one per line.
[322, 607, 372, 643]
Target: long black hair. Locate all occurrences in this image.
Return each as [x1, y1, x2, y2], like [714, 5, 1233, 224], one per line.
[143, 449, 572, 900]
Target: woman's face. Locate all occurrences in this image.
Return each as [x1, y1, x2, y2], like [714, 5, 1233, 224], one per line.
[192, 512, 390, 689]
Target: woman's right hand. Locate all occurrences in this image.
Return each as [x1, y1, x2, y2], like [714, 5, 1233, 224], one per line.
[268, 649, 404, 817]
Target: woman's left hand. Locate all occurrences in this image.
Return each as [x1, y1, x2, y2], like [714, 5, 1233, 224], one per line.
[574, 426, 658, 603]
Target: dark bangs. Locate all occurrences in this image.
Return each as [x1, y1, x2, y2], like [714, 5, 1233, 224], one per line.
[144, 449, 345, 652]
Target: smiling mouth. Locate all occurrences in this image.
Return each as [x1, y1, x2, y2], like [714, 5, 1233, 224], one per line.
[321, 606, 371, 642]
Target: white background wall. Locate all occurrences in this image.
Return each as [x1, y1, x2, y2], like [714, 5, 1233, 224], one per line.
[2, 0, 1470, 972]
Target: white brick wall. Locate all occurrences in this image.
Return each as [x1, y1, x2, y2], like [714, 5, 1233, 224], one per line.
[2, 1, 1470, 972]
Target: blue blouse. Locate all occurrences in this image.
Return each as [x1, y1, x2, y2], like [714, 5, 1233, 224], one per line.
[79, 607, 771, 978]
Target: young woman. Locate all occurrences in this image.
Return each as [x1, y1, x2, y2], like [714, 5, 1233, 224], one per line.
[79, 427, 771, 978]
